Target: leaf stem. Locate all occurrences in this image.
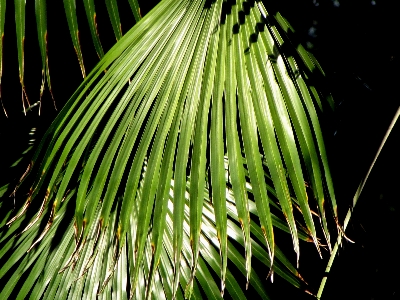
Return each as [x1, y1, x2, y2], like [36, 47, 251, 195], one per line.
[317, 106, 400, 299]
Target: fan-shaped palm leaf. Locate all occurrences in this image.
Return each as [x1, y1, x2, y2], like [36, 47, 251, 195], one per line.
[1, 0, 338, 298]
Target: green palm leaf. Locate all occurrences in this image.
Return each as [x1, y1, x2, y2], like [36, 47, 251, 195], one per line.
[127, 0, 142, 23]
[14, 0, 30, 114]
[106, 0, 123, 41]
[83, 0, 105, 59]
[63, 0, 86, 78]
[35, 0, 55, 113]
[1, 0, 338, 298]
[1, 162, 308, 298]
[0, 0, 142, 114]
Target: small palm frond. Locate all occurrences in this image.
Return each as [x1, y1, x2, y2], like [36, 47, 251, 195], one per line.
[1, 0, 337, 298]
[0, 0, 142, 114]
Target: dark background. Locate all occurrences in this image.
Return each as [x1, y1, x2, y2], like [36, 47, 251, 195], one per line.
[0, 0, 399, 299]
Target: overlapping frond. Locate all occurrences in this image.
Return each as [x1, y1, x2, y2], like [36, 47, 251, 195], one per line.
[1, 0, 338, 298]
[0, 159, 309, 299]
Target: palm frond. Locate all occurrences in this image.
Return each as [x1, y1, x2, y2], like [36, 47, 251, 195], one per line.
[0, 0, 142, 114]
[1, 163, 308, 299]
[1, 0, 338, 298]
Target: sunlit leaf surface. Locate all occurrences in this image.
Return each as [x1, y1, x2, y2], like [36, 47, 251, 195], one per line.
[0, 0, 337, 298]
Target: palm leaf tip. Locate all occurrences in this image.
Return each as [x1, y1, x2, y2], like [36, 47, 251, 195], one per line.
[35, 0, 56, 114]
[83, 0, 105, 59]
[1, 0, 339, 298]
[63, 0, 86, 78]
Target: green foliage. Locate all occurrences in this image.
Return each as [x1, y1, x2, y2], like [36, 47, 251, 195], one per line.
[0, 0, 339, 298]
